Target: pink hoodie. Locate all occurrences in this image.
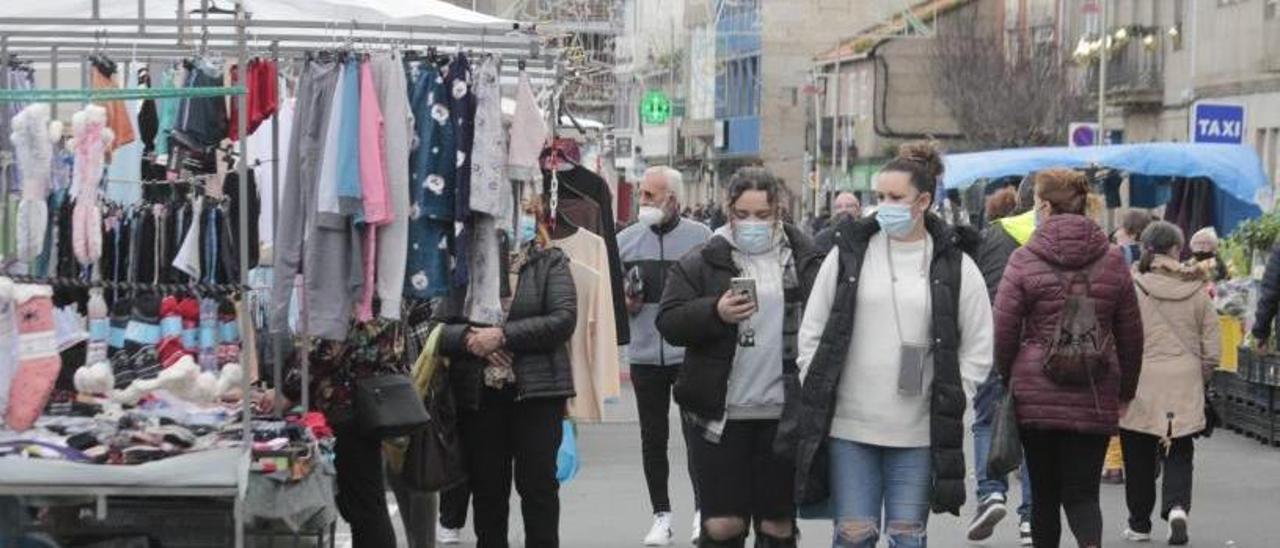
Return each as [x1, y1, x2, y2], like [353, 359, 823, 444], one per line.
[358, 60, 391, 226]
[356, 59, 390, 320]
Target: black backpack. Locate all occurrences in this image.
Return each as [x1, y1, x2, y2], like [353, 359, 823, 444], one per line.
[1044, 260, 1112, 387]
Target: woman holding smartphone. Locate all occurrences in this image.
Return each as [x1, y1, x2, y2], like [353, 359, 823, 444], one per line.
[657, 167, 821, 548]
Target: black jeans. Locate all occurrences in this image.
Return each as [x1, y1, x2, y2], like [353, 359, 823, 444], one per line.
[1021, 429, 1109, 548]
[333, 424, 397, 548]
[459, 387, 564, 548]
[632, 362, 701, 514]
[439, 482, 471, 529]
[1120, 429, 1195, 534]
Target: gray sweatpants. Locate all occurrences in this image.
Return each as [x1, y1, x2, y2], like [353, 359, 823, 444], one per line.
[270, 59, 363, 341]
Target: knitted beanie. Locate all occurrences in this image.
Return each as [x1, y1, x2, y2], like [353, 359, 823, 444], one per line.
[124, 293, 162, 354]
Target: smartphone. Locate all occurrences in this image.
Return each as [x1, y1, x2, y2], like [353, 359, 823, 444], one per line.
[729, 277, 757, 307]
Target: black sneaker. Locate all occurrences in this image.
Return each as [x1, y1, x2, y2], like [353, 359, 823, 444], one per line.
[1019, 518, 1033, 546]
[967, 494, 1008, 541]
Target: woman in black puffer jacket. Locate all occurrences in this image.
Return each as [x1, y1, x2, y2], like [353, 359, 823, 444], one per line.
[439, 198, 577, 548]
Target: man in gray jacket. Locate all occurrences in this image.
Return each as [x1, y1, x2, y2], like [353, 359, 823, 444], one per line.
[620, 166, 713, 546]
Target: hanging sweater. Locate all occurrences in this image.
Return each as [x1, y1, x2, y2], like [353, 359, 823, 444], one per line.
[799, 232, 993, 447]
[371, 52, 412, 320]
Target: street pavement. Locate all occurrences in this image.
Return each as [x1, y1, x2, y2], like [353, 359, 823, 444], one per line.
[342, 381, 1280, 548]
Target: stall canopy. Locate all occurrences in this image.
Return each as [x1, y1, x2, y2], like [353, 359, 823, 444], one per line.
[942, 143, 1271, 234]
[5, 0, 511, 27]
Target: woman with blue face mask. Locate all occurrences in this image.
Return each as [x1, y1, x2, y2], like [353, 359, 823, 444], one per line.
[439, 196, 579, 547]
[784, 142, 995, 548]
[656, 167, 822, 548]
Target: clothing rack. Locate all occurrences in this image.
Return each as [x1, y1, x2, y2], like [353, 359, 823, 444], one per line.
[0, 4, 256, 547]
[0, 4, 562, 547]
[0, 85, 245, 102]
[4, 275, 247, 296]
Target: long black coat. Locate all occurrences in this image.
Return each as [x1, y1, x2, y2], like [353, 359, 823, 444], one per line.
[442, 247, 578, 408]
[778, 214, 969, 515]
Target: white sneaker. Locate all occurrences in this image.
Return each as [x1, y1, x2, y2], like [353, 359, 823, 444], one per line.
[1121, 528, 1152, 542]
[690, 511, 701, 545]
[436, 527, 462, 544]
[1167, 507, 1189, 546]
[644, 512, 674, 546]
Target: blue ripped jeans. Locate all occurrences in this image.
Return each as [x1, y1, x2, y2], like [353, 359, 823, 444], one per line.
[828, 438, 930, 548]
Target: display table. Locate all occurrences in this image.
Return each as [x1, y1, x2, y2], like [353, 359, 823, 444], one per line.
[0, 448, 250, 547]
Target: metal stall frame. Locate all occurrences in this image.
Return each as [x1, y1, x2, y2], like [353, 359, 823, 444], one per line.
[0, 1, 557, 546]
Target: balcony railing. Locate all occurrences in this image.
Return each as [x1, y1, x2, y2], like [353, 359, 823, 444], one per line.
[1086, 36, 1164, 106]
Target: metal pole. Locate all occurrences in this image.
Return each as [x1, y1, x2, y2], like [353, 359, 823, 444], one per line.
[234, 3, 250, 547]
[91, 0, 100, 20]
[269, 40, 283, 417]
[839, 64, 849, 201]
[1, 35, 9, 262]
[811, 70, 822, 220]
[80, 57, 88, 109]
[1096, 0, 1107, 148]
[138, 0, 146, 33]
[50, 46, 58, 120]
[829, 62, 841, 212]
[667, 16, 675, 168]
[178, 0, 187, 46]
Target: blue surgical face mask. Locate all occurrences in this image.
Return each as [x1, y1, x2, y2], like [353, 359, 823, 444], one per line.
[519, 216, 538, 243]
[734, 220, 774, 254]
[876, 203, 916, 237]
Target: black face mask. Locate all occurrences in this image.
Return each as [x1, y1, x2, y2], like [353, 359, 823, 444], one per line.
[1192, 251, 1216, 261]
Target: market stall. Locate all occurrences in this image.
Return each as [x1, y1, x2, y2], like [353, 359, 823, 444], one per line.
[0, 1, 575, 546]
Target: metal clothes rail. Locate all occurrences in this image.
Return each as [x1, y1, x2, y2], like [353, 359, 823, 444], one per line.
[0, 3, 257, 547]
[0, 85, 245, 102]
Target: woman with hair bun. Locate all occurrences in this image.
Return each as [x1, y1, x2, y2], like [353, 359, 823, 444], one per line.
[992, 169, 1145, 548]
[790, 141, 995, 547]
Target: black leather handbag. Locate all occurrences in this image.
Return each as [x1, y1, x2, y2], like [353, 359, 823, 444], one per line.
[355, 375, 431, 439]
[402, 371, 467, 492]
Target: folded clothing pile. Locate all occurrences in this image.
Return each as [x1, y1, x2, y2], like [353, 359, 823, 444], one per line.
[0, 409, 242, 465]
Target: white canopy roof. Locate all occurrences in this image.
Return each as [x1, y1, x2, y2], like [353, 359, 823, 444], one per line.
[5, 0, 510, 27]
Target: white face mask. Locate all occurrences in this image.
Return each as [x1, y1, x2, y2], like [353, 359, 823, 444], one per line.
[637, 206, 665, 227]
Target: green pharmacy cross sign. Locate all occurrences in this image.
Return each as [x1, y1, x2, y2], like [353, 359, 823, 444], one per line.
[640, 90, 672, 125]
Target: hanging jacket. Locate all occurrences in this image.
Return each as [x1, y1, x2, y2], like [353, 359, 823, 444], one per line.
[1123, 256, 1220, 439]
[440, 247, 578, 409]
[780, 214, 971, 515]
[656, 223, 820, 422]
[993, 214, 1145, 435]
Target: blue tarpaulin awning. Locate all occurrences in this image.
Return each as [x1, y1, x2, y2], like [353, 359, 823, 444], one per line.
[941, 143, 1271, 234]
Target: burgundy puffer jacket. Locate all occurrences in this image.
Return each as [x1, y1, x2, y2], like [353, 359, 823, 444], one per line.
[993, 214, 1144, 435]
